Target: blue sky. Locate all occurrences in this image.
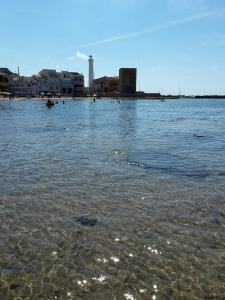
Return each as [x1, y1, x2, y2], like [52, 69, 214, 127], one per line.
[1, 0, 225, 94]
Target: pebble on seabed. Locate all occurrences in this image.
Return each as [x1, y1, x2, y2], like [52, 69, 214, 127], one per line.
[97, 258, 109, 263]
[140, 289, 147, 294]
[147, 246, 162, 255]
[111, 256, 120, 263]
[77, 280, 87, 287]
[124, 293, 137, 300]
[51, 251, 57, 257]
[92, 275, 108, 283]
[153, 284, 158, 291]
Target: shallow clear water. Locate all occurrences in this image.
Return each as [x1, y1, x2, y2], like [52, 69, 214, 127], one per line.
[0, 99, 225, 299]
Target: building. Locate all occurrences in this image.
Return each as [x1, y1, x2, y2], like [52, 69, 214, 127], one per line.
[0, 72, 9, 93]
[38, 69, 84, 96]
[1, 67, 85, 97]
[93, 76, 119, 96]
[60, 71, 84, 96]
[71, 72, 84, 96]
[60, 71, 74, 96]
[38, 69, 61, 95]
[135, 91, 162, 98]
[0, 68, 14, 76]
[119, 68, 137, 96]
[0, 68, 17, 94]
[9, 76, 39, 97]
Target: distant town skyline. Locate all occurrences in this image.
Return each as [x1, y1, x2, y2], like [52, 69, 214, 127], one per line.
[1, 0, 225, 95]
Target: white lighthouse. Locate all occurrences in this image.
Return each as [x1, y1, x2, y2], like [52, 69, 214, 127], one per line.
[88, 54, 94, 91]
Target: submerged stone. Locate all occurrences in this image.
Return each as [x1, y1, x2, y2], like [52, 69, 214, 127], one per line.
[77, 216, 97, 226]
[10, 283, 20, 290]
[193, 134, 205, 138]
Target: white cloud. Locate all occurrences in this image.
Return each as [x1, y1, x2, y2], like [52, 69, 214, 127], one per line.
[68, 51, 89, 61]
[76, 51, 89, 60]
[55, 65, 61, 71]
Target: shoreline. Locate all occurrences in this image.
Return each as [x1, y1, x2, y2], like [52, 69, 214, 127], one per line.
[1, 96, 225, 101]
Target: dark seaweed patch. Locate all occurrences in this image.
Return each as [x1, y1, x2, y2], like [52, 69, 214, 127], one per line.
[77, 216, 97, 226]
[127, 160, 209, 178]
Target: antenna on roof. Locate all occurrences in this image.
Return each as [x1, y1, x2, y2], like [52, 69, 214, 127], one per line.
[17, 66, 20, 77]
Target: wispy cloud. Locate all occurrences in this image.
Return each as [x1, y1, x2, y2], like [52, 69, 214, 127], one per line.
[81, 9, 224, 47]
[168, 0, 207, 9]
[76, 51, 89, 60]
[68, 51, 89, 60]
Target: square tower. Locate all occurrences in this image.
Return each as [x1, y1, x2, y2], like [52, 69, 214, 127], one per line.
[119, 68, 137, 96]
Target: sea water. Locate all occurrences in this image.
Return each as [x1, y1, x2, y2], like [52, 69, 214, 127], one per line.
[0, 99, 225, 299]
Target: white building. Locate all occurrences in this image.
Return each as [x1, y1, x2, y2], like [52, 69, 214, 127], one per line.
[71, 72, 84, 96]
[60, 71, 84, 96]
[38, 69, 84, 96]
[38, 69, 61, 95]
[6, 68, 84, 97]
